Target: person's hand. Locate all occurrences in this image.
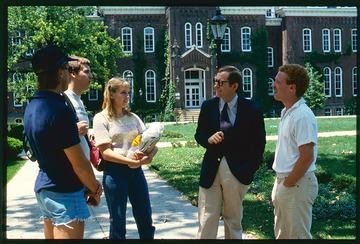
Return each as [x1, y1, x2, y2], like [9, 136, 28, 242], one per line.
[133, 150, 146, 160]
[77, 121, 89, 136]
[84, 183, 102, 207]
[208, 131, 225, 144]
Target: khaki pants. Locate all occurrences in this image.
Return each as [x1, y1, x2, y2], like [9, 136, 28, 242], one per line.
[197, 157, 249, 239]
[271, 171, 318, 239]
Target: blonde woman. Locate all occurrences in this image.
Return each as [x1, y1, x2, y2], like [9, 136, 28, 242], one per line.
[93, 77, 157, 239]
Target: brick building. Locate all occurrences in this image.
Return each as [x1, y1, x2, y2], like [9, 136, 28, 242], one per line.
[7, 6, 357, 123]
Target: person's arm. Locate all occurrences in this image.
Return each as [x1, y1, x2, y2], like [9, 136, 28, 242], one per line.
[283, 142, 315, 187]
[98, 143, 151, 168]
[64, 143, 102, 196]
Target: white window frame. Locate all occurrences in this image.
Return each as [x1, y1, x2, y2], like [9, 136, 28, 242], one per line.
[88, 88, 99, 101]
[325, 108, 332, 116]
[241, 27, 251, 52]
[323, 67, 332, 97]
[145, 70, 156, 102]
[12, 73, 23, 107]
[121, 27, 132, 53]
[352, 67, 357, 97]
[242, 68, 253, 99]
[333, 28, 342, 53]
[302, 28, 312, 52]
[185, 22, 192, 48]
[144, 27, 155, 53]
[221, 27, 231, 52]
[267, 47, 274, 67]
[268, 78, 274, 95]
[335, 107, 343, 116]
[322, 28, 330, 52]
[123, 70, 134, 102]
[334, 67, 342, 97]
[195, 22, 203, 48]
[351, 28, 357, 53]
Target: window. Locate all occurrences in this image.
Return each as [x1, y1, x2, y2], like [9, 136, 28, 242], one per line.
[195, 22, 203, 48]
[267, 47, 274, 67]
[221, 27, 231, 52]
[25, 35, 35, 57]
[185, 23, 192, 48]
[144, 27, 155, 53]
[323, 67, 331, 97]
[88, 88, 98, 101]
[302, 28, 312, 52]
[11, 30, 21, 54]
[351, 28, 357, 52]
[145, 70, 156, 102]
[241, 27, 251, 52]
[325, 108, 332, 116]
[123, 70, 134, 102]
[268, 78, 274, 95]
[334, 67, 342, 97]
[122, 27, 132, 53]
[242, 68, 253, 99]
[335, 107, 343, 116]
[12, 73, 23, 107]
[322, 29, 330, 52]
[15, 118, 23, 124]
[334, 28, 342, 53]
[352, 67, 357, 96]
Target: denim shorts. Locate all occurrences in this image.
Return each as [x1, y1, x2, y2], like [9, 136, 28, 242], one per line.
[35, 187, 90, 226]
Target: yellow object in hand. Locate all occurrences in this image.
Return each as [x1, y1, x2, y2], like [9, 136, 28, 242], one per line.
[132, 134, 142, 147]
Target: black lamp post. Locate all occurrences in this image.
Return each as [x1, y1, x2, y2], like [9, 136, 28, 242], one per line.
[209, 7, 228, 69]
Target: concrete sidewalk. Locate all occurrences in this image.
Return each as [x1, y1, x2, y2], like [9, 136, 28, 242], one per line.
[6, 159, 226, 240]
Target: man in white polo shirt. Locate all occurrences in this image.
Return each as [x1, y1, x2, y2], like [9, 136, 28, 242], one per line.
[271, 64, 318, 239]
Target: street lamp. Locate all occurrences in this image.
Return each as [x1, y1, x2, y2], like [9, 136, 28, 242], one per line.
[209, 7, 228, 69]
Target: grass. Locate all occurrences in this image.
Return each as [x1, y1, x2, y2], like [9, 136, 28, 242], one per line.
[6, 159, 26, 183]
[162, 116, 356, 140]
[151, 116, 357, 240]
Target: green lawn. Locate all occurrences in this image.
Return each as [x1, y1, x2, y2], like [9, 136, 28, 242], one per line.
[152, 116, 356, 240]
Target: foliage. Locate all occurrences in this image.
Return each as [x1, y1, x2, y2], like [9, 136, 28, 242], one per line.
[158, 29, 176, 121]
[303, 62, 327, 110]
[251, 26, 270, 115]
[303, 50, 342, 70]
[7, 6, 123, 102]
[7, 123, 24, 140]
[7, 137, 23, 161]
[344, 97, 356, 115]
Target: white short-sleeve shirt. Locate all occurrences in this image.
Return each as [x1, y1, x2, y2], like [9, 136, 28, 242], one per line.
[272, 98, 318, 173]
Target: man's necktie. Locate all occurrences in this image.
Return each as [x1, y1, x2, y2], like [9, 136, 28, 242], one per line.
[220, 103, 232, 133]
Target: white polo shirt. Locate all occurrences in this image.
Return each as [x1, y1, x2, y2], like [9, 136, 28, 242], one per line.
[272, 98, 318, 173]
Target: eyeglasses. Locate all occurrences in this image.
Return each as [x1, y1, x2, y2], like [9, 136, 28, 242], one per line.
[213, 79, 229, 87]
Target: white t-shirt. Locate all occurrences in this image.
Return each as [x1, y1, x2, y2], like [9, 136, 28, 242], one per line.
[64, 89, 90, 160]
[272, 98, 318, 173]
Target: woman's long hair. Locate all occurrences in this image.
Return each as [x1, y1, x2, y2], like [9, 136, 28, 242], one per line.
[102, 77, 131, 119]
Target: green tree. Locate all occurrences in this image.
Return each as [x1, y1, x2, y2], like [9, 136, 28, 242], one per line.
[7, 6, 123, 103]
[303, 62, 327, 110]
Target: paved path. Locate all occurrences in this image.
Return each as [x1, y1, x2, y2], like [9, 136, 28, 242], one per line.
[6, 130, 355, 240]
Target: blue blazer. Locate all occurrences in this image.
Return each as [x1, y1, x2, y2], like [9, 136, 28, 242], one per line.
[195, 96, 266, 188]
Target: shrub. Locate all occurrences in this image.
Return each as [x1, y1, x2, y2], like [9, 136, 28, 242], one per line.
[7, 137, 23, 160]
[262, 150, 274, 169]
[313, 184, 356, 220]
[330, 174, 356, 194]
[162, 131, 183, 138]
[7, 123, 24, 141]
[315, 165, 332, 183]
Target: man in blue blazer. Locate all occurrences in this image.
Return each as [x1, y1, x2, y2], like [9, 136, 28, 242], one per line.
[195, 65, 266, 239]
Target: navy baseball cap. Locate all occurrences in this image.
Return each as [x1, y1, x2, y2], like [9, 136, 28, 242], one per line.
[31, 45, 78, 74]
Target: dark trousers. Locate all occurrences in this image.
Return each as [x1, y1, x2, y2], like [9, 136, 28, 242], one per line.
[103, 162, 155, 239]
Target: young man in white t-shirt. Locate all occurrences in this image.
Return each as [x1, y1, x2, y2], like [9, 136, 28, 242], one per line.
[64, 56, 93, 160]
[271, 64, 318, 239]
